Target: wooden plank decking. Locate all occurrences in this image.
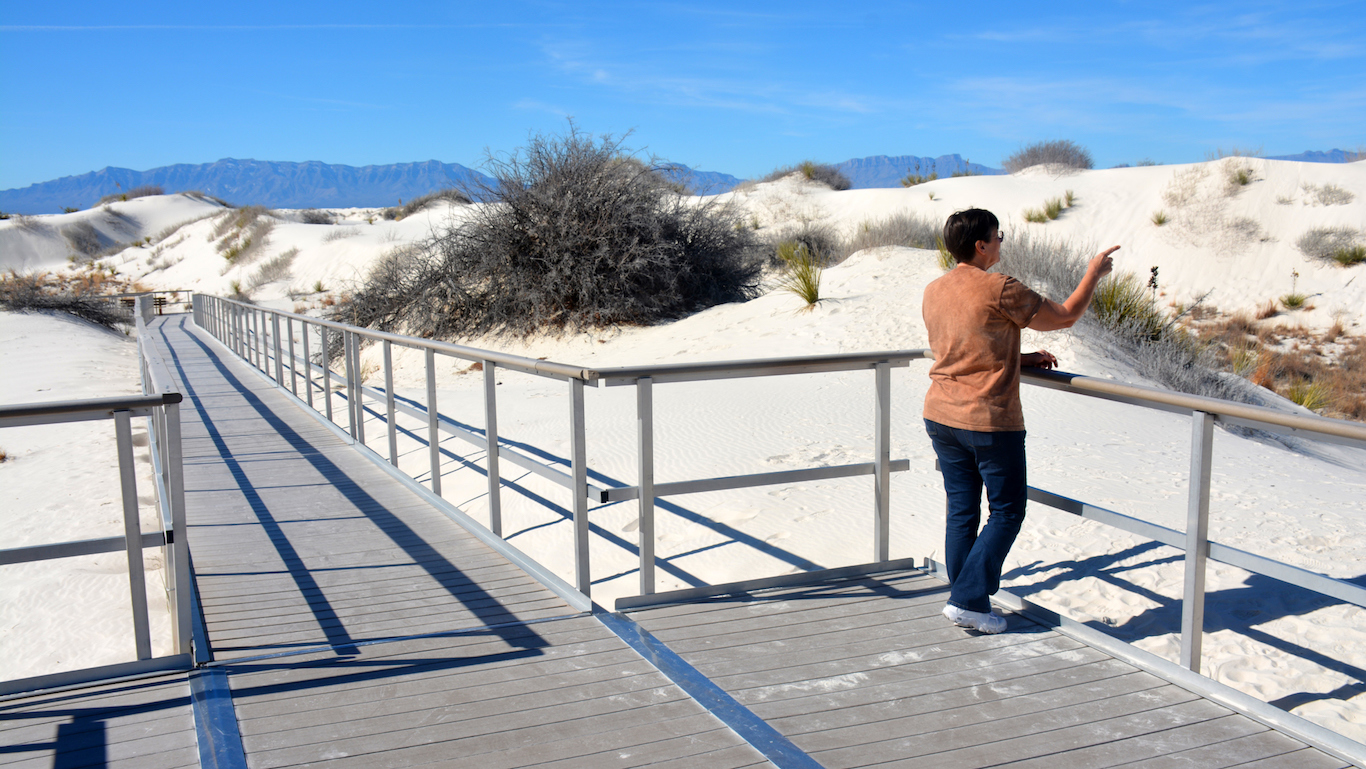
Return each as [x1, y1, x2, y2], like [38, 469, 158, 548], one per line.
[2, 312, 1358, 768]
[624, 571, 1352, 768]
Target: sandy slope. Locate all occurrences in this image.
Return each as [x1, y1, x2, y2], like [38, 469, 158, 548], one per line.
[2, 158, 1363, 739]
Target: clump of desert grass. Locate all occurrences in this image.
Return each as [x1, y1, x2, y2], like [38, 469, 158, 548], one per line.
[775, 241, 823, 310]
[96, 185, 163, 206]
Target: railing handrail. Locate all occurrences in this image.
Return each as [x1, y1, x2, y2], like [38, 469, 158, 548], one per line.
[207, 295, 590, 380]
[0, 393, 181, 422]
[201, 295, 1366, 449]
[1025, 368, 1366, 447]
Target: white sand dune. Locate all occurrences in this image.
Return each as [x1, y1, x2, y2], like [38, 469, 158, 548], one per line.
[2, 157, 1363, 740]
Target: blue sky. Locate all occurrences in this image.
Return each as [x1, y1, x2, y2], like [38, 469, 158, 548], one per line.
[2, 1, 1363, 191]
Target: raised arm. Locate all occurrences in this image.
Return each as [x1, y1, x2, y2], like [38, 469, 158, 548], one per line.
[1027, 246, 1119, 331]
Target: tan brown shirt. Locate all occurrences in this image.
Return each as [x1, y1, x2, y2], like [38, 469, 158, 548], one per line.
[922, 264, 1044, 431]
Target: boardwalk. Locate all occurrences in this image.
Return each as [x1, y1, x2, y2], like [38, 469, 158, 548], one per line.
[1, 314, 1357, 768]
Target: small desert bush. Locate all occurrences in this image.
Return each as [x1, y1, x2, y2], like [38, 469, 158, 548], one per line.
[936, 238, 955, 271]
[776, 242, 822, 308]
[61, 221, 104, 257]
[1280, 293, 1307, 309]
[901, 172, 938, 187]
[1296, 226, 1363, 265]
[0, 272, 131, 330]
[760, 161, 851, 191]
[299, 209, 335, 225]
[381, 189, 471, 221]
[1151, 210, 1169, 226]
[1222, 159, 1256, 192]
[767, 223, 842, 267]
[246, 247, 298, 290]
[342, 124, 763, 337]
[323, 227, 361, 242]
[1002, 140, 1093, 174]
[1301, 182, 1355, 206]
[97, 185, 163, 205]
[841, 212, 941, 259]
[1022, 208, 1049, 224]
[1044, 197, 1064, 220]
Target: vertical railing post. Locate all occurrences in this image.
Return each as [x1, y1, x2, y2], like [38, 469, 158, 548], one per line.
[321, 326, 333, 423]
[114, 410, 152, 661]
[484, 362, 502, 536]
[272, 313, 284, 384]
[873, 361, 892, 562]
[343, 332, 358, 440]
[165, 401, 192, 656]
[302, 320, 314, 409]
[288, 317, 298, 396]
[637, 376, 655, 595]
[570, 378, 590, 597]
[1181, 409, 1215, 673]
[384, 340, 398, 466]
[426, 348, 442, 496]
[353, 333, 366, 446]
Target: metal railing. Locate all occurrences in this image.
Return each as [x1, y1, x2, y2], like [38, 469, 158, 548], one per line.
[190, 293, 1366, 681]
[0, 297, 193, 696]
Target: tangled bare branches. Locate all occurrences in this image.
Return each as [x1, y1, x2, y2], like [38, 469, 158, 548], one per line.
[342, 125, 764, 337]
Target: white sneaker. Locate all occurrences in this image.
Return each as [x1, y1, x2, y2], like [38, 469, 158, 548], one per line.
[942, 604, 1007, 634]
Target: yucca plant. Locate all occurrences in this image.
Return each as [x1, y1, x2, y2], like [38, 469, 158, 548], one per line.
[1023, 208, 1048, 223]
[1334, 244, 1366, 266]
[1151, 210, 1169, 226]
[1091, 272, 1163, 340]
[935, 237, 955, 271]
[777, 241, 822, 309]
[1044, 197, 1065, 220]
[1285, 379, 1331, 412]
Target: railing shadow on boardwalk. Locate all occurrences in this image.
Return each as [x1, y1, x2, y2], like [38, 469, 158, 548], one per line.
[0, 677, 191, 766]
[1007, 543, 1366, 711]
[158, 319, 549, 655]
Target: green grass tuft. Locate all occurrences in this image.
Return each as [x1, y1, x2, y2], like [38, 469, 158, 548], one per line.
[1151, 210, 1169, 226]
[1333, 244, 1366, 266]
[1091, 272, 1163, 340]
[1285, 379, 1331, 411]
[1280, 293, 1308, 309]
[776, 242, 822, 308]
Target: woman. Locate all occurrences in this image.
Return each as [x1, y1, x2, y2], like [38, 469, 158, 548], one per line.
[923, 208, 1116, 633]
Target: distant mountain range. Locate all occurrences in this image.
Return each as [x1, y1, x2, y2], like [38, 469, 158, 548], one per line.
[1, 150, 1356, 214]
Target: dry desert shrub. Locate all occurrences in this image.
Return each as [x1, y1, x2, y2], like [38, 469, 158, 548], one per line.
[841, 212, 941, 258]
[1300, 182, 1355, 206]
[341, 124, 764, 338]
[323, 227, 361, 242]
[1002, 140, 1093, 174]
[0, 272, 131, 330]
[97, 185, 163, 206]
[298, 209, 335, 225]
[1296, 227, 1364, 266]
[247, 247, 298, 290]
[381, 189, 471, 221]
[759, 161, 851, 191]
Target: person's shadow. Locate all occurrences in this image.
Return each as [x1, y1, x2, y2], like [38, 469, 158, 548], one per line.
[1004, 543, 1366, 712]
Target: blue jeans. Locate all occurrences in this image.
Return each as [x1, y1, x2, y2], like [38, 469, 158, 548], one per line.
[924, 419, 1027, 613]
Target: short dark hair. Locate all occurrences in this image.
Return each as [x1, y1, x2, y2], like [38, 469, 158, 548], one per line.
[942, 209, 999, 263]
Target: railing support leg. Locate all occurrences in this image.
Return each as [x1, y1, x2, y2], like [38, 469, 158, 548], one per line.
[302, 320, 314, 409]
[484, 362, 502, 536]
[570, 378, 590, 597]
[637, 377, 655, 595]
[352, 333, 366, 446]
[344, 332, 357, 440]
[114, 410, 153, 661]
[1181, 409, 1215, 673]
[384, 340, 398, 466]
[272, 313, 284, 384]
[426, 349, 442, 496]
[165, 403, 192, 656]
[874, 361, 891, 562]
[321, 327, 333, 423]
[287, 317, 298, 396]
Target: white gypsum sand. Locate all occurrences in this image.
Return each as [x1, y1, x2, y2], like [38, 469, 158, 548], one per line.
[0, 310, 172, 681]
[1, 157, 1362, 739]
